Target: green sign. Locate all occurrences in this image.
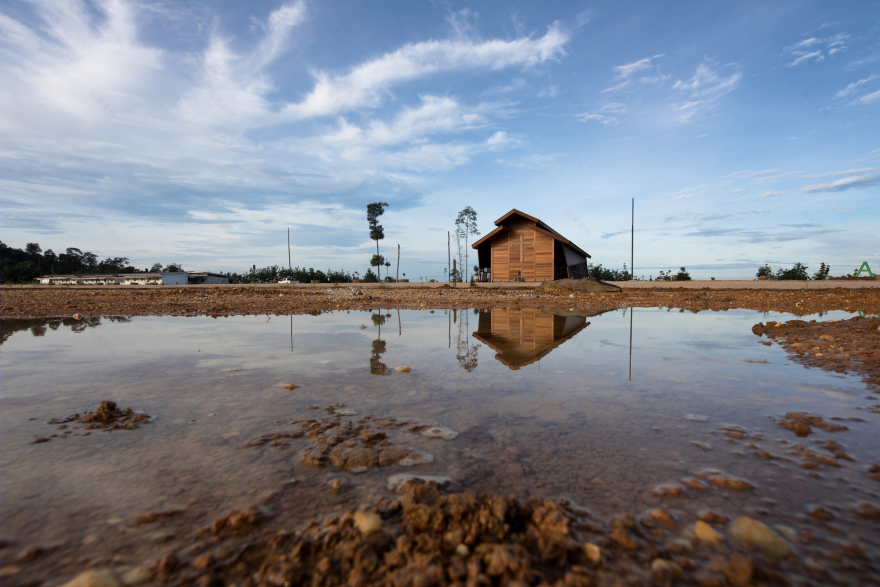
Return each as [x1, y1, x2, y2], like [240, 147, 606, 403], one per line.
[855, 261, 875, 278]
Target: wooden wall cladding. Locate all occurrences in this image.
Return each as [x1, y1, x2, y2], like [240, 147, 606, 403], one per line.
[488, 218, 555, 282]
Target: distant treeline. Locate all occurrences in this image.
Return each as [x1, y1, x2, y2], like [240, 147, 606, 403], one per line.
[0, 242, 151, 284]
[234, 265, 359, 284]
[234, 266, 400, 283]
[0, 242, 369, 285]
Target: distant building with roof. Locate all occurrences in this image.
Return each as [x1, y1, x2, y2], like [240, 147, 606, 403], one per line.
[471, 209, 591, 282]
[37, 271, 228, 285]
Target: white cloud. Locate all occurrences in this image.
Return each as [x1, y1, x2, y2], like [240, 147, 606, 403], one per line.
[602, 54, 664, 93]
[727, 169, 802, 183]
[834, 75, 878, 99]
[673, 62, 741, 97]
[672, 194, 691, 200]
[537, 85, 558, 98]
[481, 78, 529, 95]
[858, 89, 880, 104]
[613, 54, 664, 78]
[670, 61, 741, 122]
[784, 33, 848, 67]
[788, 51, 824, 67]
[802, 174, 880, 193]
[805, 167, 874, 179]
[280, 24, 569, 120]
[738, 191, 785, 200]
[576, 103, 625, 125]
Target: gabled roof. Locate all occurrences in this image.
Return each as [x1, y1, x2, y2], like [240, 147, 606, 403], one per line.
[471, 209, 590, 258]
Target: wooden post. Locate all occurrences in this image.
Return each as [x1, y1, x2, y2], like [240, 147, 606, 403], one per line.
[396, 244, 400, 282]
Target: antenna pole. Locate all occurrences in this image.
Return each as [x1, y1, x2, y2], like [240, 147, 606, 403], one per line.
[631, 198, 634, 281]
[287, 228, 292, 275]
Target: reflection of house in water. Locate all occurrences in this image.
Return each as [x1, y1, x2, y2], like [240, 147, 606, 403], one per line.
[472, 308, 594, 370]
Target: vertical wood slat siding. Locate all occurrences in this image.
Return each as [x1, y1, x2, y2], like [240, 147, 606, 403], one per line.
[491, 232, 509, 282]
[534, 231, 554, 282]
[489, 220, 559, 282]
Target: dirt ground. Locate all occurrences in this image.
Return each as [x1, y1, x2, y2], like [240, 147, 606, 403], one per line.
[4, 284, 880, 319]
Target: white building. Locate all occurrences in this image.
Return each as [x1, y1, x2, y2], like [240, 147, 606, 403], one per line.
[38, 272, 189, 285]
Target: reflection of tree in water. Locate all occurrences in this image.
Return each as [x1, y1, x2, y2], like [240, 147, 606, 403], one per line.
[1, 315, 130, 344]
[453, 309, 480, 372]
[369, 311, 392, 376]
[370, 339, 392, 376]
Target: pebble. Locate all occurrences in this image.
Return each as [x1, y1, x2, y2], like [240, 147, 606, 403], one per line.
[651, 483, 686, 498]
[610, 527, 639, 549]
[856, 503, 880, 519]
[584, 542, 602, 563]
[121, 567, 152, 586]
[728, 516, 791, 558]
[335, 408, 358, 416]
[279, 383, 300, 390]
[398, 451, 434, 467]
[354, 511, 383, 534]
[421, 426, 459, 440]
[73, 313, 82, 320]
[650, 508, 676, 527]
[691, 441, 713, 450]
[705, 471, 754, 491]
[395, 365, 411, 373]
[694, 521, 724, 544]
[722, 554, 753, 587]
[327, 478, 348, 492]
[60, 569, 121, 587]
[149, 530, 174, 543]
[386, 474, 452, 492]
[685, 414, 709, 422]
[455, 543, 470, 556]
[359, 324, 366, 329]
[651, 558, 683, 578]
[807, 504, 834, 519]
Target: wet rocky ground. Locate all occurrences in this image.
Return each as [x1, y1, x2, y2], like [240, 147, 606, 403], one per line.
[753, 315, 880, 389]
[5, 305, 880, 586]
[9, 399, 880, 587]
[4, 285, 880, 319]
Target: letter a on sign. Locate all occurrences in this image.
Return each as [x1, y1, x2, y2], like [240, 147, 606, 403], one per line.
[855, 261, 874, 278]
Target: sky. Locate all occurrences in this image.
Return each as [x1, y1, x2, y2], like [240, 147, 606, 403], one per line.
[2, 0, 878, 280]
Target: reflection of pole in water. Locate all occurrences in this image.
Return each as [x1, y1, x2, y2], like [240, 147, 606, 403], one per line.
[629, 306, 633, 381]
[290, 314, 293, 352]
[398, 309, 401, 337]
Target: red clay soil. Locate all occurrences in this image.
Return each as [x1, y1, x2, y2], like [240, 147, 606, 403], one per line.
[46, 479, 879, 587]
[4, 286, 880, 318]
[753, 315, 880, 390]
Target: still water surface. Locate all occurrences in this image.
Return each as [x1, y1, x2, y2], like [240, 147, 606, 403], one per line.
[3, 308, 878, 577]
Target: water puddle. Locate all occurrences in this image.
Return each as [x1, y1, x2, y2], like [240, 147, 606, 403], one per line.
[3, 308, 879, 582]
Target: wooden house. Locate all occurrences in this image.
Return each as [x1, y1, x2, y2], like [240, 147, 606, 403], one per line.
[471, 308, 590, 370]
[471, 209, 590, 282]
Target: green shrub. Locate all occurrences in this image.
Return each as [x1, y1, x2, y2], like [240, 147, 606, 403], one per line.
[776, 263, 809, 280]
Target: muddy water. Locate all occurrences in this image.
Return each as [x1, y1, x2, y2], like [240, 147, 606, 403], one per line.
[3, 308, 879, 582]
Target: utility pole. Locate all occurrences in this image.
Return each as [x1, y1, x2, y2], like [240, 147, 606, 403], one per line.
[631, 198, 634, 281]
[397, 244, 400, 282]
[287, 228, 292, 275]
[448, 231, 452, 289]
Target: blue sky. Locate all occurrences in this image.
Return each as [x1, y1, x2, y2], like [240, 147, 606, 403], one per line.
[2, 0, 878, 279]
